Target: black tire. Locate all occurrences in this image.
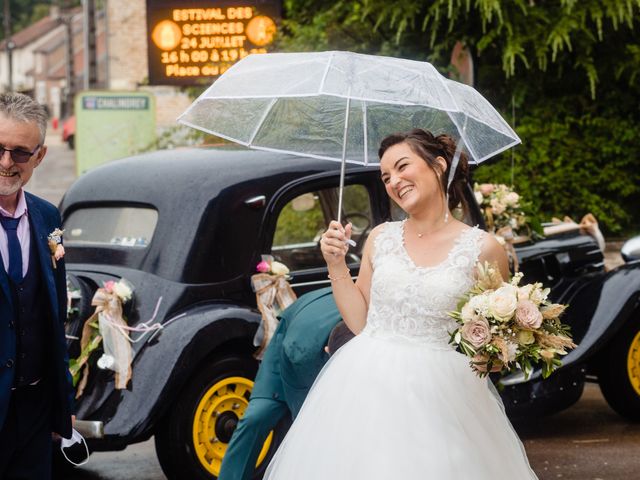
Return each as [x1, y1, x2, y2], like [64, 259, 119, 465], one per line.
[68, 135, 75, 150]
[598, 316, 640, 421]
[155, 356, 287, 479]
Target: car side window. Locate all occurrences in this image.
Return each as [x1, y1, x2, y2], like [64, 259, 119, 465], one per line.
[271, 184, 373, 271]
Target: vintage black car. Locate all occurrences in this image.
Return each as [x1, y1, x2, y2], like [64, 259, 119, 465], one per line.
[60, 146, 640, 479]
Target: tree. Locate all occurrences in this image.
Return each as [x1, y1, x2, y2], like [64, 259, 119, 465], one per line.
[276, 0, 640, 233]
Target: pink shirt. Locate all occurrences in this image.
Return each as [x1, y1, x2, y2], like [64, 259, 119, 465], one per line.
[0, 189, 30, 278]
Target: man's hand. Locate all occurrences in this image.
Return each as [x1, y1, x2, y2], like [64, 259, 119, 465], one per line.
[52, 415, 76, 441]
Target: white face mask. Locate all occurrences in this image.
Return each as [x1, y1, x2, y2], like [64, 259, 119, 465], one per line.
[60, 428, 90, 466]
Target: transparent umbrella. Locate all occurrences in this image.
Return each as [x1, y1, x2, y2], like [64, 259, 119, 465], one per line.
[178, 51, 520, 222]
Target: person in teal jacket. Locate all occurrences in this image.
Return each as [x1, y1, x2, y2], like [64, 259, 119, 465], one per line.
[218, 287, 344, 480]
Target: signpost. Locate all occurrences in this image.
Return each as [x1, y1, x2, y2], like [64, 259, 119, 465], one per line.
[146, 0, 280, 86]
[75, 91, 156, 175]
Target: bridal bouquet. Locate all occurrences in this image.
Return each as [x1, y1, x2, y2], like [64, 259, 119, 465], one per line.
[448, 262, 575, 379]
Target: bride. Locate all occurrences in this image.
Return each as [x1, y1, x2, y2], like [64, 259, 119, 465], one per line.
[263, 129, 538, 479]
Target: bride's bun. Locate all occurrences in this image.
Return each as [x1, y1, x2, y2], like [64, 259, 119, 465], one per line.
[378, 128, 470, 214]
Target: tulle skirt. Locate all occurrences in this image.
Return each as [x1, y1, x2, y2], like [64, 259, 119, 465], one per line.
[264, 330, 538, 479]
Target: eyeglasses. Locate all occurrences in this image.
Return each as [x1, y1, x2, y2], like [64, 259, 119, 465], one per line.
[0, 144, 41, 163]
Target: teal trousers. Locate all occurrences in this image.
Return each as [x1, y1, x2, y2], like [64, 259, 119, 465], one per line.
[218, 287, 341, 480]
[218, 397, 288, 480]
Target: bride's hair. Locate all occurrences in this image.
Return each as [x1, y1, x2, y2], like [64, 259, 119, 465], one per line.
[378, 128, 470, 216]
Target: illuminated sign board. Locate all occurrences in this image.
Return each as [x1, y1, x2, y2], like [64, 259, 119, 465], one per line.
[146, 0, 280, 85]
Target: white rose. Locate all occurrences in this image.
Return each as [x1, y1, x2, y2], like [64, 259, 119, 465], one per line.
[474, 191, 484, 205]
[113, 281, 133, 302]
[504, 192, 520, 206]
[97, 354, 115, 370]
[489, 286, 518, 321]
[270, 261, 290, 276]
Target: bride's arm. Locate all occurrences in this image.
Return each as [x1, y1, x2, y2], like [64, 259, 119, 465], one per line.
[477, 233, 510, 280]
[321, 222, 383, 334]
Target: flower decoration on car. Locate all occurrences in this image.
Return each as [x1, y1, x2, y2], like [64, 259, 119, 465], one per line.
[474, 184, 542, 271]
[256, 255, 290, 276]
[68, 278, 162, 398]
[474, 183, 531, 236]
[47, 228, 65, 268]
[252, 255, 296, 360]
[449, 261, 576, 380]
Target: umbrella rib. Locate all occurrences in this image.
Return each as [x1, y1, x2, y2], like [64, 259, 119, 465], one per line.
[318, 51, 335, 94]
[362, 100, 368, 166]
[248, 98, 278, 146]
[241, 144, 378, 165]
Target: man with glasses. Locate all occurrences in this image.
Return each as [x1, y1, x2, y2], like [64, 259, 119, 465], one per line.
[0, 93, 74, 479]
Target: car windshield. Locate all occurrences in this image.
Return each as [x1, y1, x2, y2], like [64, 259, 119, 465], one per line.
[64, 206, 158, 248]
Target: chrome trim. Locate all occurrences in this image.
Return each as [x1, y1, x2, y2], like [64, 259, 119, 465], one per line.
[74, 420, 104, 439]
[499, 371, 528, 386]
[289, 278, 354, 288]
[244, 195, 266, 209]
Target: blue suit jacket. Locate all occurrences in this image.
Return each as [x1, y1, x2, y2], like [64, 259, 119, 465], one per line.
[0, 192, 73, 438]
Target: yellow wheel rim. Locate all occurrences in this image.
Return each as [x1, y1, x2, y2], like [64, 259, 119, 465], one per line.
[627, 331, 640, 396]
[192, 376, 274, 476]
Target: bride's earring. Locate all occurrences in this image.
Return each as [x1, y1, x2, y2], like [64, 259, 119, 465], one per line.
[443, 190, 450, 223]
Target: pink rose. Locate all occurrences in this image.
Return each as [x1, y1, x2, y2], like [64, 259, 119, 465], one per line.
[461, 318, 491, 349]
[103, 280, 116, 293]
[515, 299, 543, 329]
[256, 260, 271, 273]
[479, 184, 495, 195]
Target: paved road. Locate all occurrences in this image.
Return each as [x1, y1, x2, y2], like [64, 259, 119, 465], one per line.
[60, 384, 640, 479]
[27, 128, 77, 207]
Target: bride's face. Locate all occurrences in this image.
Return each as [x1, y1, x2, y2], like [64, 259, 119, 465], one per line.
[380, 142, 445, 215]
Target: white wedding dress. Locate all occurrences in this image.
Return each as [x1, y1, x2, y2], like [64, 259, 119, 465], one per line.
[264, 221, 538, 479]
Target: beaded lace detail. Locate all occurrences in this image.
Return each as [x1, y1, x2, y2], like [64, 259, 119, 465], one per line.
[362, 221, 485, 349]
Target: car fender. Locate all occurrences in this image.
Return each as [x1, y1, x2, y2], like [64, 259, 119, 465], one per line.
[561, 263, 640, 367]
[94, 302, 261, 445]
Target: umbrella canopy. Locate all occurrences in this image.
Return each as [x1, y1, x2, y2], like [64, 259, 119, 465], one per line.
[178, 51, 520, 166]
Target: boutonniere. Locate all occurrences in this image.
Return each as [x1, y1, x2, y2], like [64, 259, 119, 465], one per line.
[47, 228, 65, 269]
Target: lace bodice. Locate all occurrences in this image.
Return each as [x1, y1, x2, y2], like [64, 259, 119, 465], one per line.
[362, 221, 485, 349]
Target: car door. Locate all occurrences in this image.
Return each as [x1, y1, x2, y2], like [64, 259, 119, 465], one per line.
[264, 169, 389, 296]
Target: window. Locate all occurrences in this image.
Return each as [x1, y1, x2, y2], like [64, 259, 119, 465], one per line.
[272, 184, 373, 271]
[64, 207, 158, 248]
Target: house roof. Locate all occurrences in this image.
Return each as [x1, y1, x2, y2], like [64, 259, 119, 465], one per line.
[0, 16, 59, 50]
[0, 7, 83, 50]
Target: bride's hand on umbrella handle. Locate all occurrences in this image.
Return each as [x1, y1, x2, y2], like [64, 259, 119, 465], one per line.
[321, 221, 353, 265]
